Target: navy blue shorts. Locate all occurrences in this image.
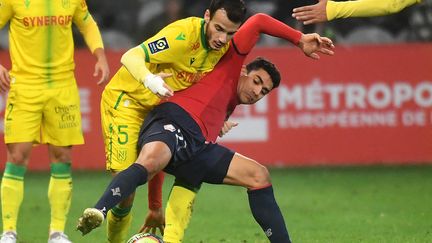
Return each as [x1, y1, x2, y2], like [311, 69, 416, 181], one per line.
[137, 102, 234, 188]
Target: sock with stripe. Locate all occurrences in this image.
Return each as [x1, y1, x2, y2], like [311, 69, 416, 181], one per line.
[48, 162, 72, 233]
[163, 180, 199, 243]
[106, 205, 132, 243]
[1, 162, 26, 232]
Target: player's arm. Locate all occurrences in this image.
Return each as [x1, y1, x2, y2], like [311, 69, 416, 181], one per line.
[233, 13, 334, 59]
[233, 13, 302, 54]
[73, 0, 109, 84]
[121, 46, 173, 98]
[0, 0, 13, 92]
[293, 0, 421, 25]
[121, 21, 190, 97]
[139, 172, 165, 235]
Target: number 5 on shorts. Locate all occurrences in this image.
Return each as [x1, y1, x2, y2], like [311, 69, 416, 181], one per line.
[118, 125, 129, 145]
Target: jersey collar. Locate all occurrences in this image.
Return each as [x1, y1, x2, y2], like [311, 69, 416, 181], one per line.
[200, 19, 210, 51]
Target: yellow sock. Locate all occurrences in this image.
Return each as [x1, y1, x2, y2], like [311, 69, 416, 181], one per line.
[106, 206, 132, 243]
[1, 162, 26, 232]
[48, 162, 72, 232]
[164, 184, 197, 243]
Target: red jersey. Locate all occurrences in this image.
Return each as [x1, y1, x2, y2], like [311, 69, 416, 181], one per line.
[167, 13, 302, 142]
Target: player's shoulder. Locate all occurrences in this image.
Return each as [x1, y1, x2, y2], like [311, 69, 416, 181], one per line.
[153, 16, 204, 45]
[167, 16, 203, 35]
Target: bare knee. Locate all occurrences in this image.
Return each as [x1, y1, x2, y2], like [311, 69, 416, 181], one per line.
[248, 163, 271, 189]
[136, 141, 171, 177]
[6, 144, 32, 166]
[7, 151, 28, 166]
[48, 145, 72, 162]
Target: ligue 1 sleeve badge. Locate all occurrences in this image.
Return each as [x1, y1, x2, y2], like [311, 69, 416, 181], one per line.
[148, 37, 170, 54]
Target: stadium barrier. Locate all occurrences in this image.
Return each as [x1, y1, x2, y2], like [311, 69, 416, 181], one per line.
[1, 44, 431, 170]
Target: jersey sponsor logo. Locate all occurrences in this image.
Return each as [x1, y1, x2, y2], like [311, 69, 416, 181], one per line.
[148, 37, 170, 54]
[176, 71, 206, 84]
[190, 42, 200, 51]
[176, 32, 186, 40]
[23, 15, 73, 27]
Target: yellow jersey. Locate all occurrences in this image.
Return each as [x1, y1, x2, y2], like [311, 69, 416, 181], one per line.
[327, 0, 421, 20]
[105, 17, 230, 108]
[0, 0, 103, 88]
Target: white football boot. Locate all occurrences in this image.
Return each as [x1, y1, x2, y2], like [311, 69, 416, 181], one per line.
[48, 232, 72, 243]
[0, 232, 17, 243]
[76, 208, 104, 235]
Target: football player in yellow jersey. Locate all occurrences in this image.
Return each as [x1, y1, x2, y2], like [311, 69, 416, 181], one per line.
[0, 0, 109, 242]
[99, 0, 246, 242]
[292, 0, 422, 25]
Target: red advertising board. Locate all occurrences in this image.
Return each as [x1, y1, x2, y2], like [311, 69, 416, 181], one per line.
[1, 44, 432, 170]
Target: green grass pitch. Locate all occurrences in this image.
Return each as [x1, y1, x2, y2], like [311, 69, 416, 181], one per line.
[1, 165, 432, 243]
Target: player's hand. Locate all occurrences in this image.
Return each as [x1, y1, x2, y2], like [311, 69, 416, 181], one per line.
[298, 33, 334, 60]
[139, 207, 165, 235]
[219, 120, 239, 137]
[93, 49, 110, 85]
[0, 64, 10, 93]
[144, 73, 174, 99]
[292, 0, 328, 25]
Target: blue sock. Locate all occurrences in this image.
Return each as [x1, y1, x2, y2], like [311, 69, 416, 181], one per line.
[248, 185, 291, 243]
[94, 163, 148, 216]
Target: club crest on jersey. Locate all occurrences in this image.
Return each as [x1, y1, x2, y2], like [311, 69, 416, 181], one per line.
[148, 37, 170, 54]
[62, 0, 70, 9]
[164, 124, 176, 132]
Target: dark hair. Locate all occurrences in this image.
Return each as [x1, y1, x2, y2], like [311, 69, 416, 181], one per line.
[246, 57, 281, 89]
[208, 0, 247, 24]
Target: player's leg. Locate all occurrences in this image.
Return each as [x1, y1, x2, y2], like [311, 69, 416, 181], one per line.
[163, 179, 200, 243]
[1, 87, 43, 242]
[163, 142, 233, 243]
[46, 145, 73, 243]
[77, 112, 179, 235]
[106, 193, 134, 243]
[43, 85, 83, 243]
[101, 91, 145, 243]
[223, 153, 291, 243]
[1, 143, 32, 243]
[77, 141, 171, 235]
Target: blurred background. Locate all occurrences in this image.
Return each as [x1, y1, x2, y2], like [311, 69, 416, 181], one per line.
[0, 2, 432, 242]
[75, 0, 432, 48]
[1, 0, 430, 50]
[0, 0, 431, 169]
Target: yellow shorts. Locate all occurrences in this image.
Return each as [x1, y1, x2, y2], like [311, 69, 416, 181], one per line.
[101, 89, 150, 172]
[4, 84, 84, 146]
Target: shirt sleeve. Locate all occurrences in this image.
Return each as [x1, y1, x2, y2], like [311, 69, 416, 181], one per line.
[0, 0, 13, 29]
[327, 0, 421, 20]
[148, 171, 165, 210]
[72, 0, 104, 53]
[121, 45, 153, 82]
[140, 20, 191, 64]
[232, 13, 302, 55]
